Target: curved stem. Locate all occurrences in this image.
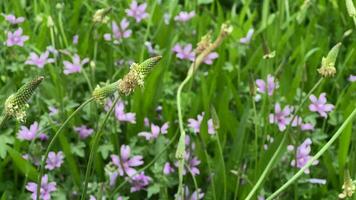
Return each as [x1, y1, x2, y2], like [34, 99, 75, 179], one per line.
[245, 78, 323, 200]
[81, 96, 120, 200]
[36, 97, 94, 200]
[110, 130, 179, 198]
[267, 107, 356, 200]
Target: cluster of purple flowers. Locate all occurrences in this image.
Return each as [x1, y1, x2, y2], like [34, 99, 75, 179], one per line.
[187, 112, 215, 135]
[172, 43, 219, 65]
[17, 121, 48, 141]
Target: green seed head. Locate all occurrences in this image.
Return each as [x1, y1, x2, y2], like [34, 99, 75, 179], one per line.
[4, 76, 44, 121]
[92, 80, 120, 104]
[318, 43, 341, 77]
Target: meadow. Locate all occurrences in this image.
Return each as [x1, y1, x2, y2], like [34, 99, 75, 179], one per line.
[0, 0, 355, 199]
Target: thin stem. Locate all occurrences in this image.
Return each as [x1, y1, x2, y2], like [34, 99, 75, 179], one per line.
[245, 78, 323, 200]
[185, 163, 199, 200]
[110, 130, 179, 198]
[216, 132, 227, 200]
[81, 96, 120, 200]
[36, 98, 94, 200]
[267, 107, 356, 200]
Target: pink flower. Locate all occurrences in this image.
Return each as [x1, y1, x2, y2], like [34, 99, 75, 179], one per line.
[17, 122, 42, 141]
[291, 138, 319, 174]
[255, 74, 278, 96]
[48, 106, 58, 116]
[207, 119, 215, 135]
[127, 172, 151, 192]
[138, 122, 169, 141]
[111, 100, 136, 123]
[74, 125, 94, 139]
[2, 13, 25, 24]
[125, 1, 149, 23]
[72, 35, 79, 44]
[172, 44, 195, 61]
[174, 11, 195, 22]
[240, 28, 254, 44]
[269, 103, 293, 131]
[203, 52, 219, 65]
[25, 51, 55, 68]
[348, 74, 356, 82]
[187, 113, 204, 133]
[291, 116, 315, 132]
[104, 19, 132, 43]
[26, 175, 57, 200]
[163, 162, 175, 175]
[45, 151, 64, 170]
[177, 187, 204, 200]
[6, 28, 29, 46]
[111, 145, 144, 177]
[309, 93, 334, 118]
[63, 54, 89, 75]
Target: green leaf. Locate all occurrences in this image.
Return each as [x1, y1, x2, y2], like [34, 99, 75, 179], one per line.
[98, 143, 114, 159]
[198, 0, 213, 4]
[0, 135, 14, 159]
[71, 142, 86, 158]
[7, 147, 38, 181]
[147, 183, 161, 198]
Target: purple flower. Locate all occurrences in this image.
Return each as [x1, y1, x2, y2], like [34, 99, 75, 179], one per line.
[26, 175, 57, 200]
[48, 106, 58, 116]
[25, 51, 55, 68]
[172, 44, 195, 61]
[74, 125, 94, 139]
[207, 119, 215, 135]
[138, 122, 169, 141]
[348, 74, 356, 82]
[203, 52, 219, 65]
[174, 11, 195, 22]
[291, 138, 319, 174]
[108, 100, 136, 124]
[240, 28, 254, 44]
[163, 162, 175, 175]
[104, 19, 132, 43]
[255, 74, 278, 96]
[188, 113, 204, 133]
[6, 28, 29, 47]
[179, 151, 201, 176]
[63, 54, 89, 75]
[128, 172, 151, 192]
[144, 117, 150, 127]
[18, 122, 41, 141]
[2, 13, 25, 24]
[258, 195, 265, 200]
[291, 116, 315, 132]
[125, 1, 149, 23]
[46, 46, 58, 56]
[73, 35, 79, 44]
[38, 133, 49, 141]
[269, 103, 292, 131]
[45, 151, 64, 170]
[308, 178, 326, 184]
[177, 187, 204, 200]
[111, 145, 144, 177]
[309, 93, 334, 118]
[144, 41, 157, 54]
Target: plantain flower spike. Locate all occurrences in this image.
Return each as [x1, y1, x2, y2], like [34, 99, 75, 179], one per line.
[339, 171, 356, 199]
[195, 31, 212, 54]
[318, 42, 341, 77]
[118, 56, 162, 96]
[93, 7, 112, 24]
[92, 80, 121, 104]
[4, 76, 44, 122]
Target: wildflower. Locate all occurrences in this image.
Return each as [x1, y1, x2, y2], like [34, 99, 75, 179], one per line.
[5, 28, 29, 47]
[2, 13, 25, 24]
[178, 151, 201, 176]
[308, 178, 327, 184]
[339, 171, 355, 199]
[17, 121, 41, 141]
[128, 172, 151, 192]
[187, 113, 204, 133]
[63, 54, 89, 75]
[26, 175, 57, 200]
[263, 135, 274, 150]
[104, 19, 132, 43]
[348, 74, 356, 82]
[111, 145, 144, 177]
[74, 125, 94, 139]
[174, 11, 195, 22]
[257, 195, 265, 200]
[287, 145, 294, 151]
[45, 151, 64, 170]
[177, 186, 204, 200]
[25, 51, 55, 69]
[125, 0, 148, 23]
[309, 93, 334, 118]
[4, 76, 44, 122]
[38, 133, 48, 141]
[255, 74, 278, 96]
[144, 117, 150, 127]
[203, 52, 219, 65]
[46, 46, 58, 56]
[240, 28, 254, 44]
[73, 35, 79, 44]
[291, 138, 318, 174]
[92, 7, 111, 23]
[291, 116, 315, 131]
[318, 43, 341, 77]
[269, 103, 293, 131]
[48, 106, 58, 116]
[163, 162, 175, 175]
[207, 119, 215, 134]
[111, 100, 136, 123]
[172, 44, 195, 61]
[144, 41, 157, 54]
[138, 122, 169, 140]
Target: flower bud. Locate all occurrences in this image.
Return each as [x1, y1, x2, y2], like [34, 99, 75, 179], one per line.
[318, 43, 341, 77]
[93, 8, 112, 24]
[4, 76, 44, 121]
[92, 81, 120, 103]
[339, 171, 355, 199]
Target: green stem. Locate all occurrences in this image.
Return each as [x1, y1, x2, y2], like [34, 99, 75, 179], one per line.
[185, 163, 199, 200]
[81, 96, 120, 200]
[267, 107, 356, 200]
[110, 130, 179, 198]
[216, 132, 227, 200]
[245, 78, 323, 200]
[36, 98, 94, 200]
[0, 114, 10, 129]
